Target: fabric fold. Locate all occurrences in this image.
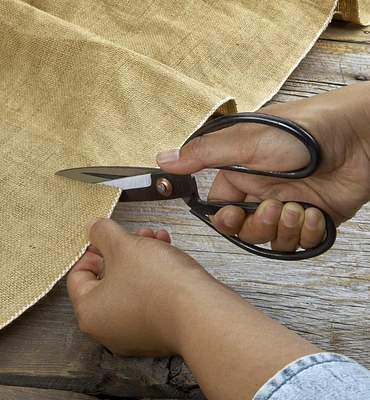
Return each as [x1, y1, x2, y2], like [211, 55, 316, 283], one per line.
[335, 0, 370, 25]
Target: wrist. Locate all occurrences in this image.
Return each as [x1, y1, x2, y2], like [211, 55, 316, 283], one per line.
[148, 263, 220, 355]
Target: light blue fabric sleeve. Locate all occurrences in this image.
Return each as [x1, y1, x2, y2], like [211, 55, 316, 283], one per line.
[253, 352, 370, 400]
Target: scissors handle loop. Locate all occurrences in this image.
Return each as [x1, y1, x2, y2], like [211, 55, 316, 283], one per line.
[184, 113, 320, 179]
[189, 199, 336, 261]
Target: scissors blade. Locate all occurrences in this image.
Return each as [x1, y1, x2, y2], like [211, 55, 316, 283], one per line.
[56, 166, 160, 184]
[56, 166, 196, 201]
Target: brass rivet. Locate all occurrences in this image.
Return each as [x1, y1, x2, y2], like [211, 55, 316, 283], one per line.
[156, 178, 173, 196]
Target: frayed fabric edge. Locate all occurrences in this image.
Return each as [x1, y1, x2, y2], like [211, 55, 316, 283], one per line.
[0, 188, 121, 330]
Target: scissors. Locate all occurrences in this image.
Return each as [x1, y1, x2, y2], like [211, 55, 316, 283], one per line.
[57, 112, 336, 261]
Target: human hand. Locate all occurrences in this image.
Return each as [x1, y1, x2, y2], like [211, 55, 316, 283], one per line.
[68, 219, 321, 399]
[157, 82, 370, 252]
[66, 218, 221, 356]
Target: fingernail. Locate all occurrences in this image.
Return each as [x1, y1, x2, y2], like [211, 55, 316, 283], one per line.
[283, 207, 300, 228]
[223, 212, 241, 229]
[262, 202, 282, 225]
[156, 149, 180, 165]
[305, 208, 320, 230]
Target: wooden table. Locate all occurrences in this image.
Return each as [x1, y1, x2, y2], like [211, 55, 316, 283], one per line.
[1, 20, 370, 400]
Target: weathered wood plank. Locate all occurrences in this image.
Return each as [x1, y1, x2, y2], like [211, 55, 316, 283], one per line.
[322, 19, 370, 43]
[0, 385, 100, 400]
[0, 278, 203, 399]
[1, 21, 369, 399]
[271, 39, 370, 105]
[0, 384, 177, 400]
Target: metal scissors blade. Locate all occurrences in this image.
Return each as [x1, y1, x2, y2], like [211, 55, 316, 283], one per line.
[57, 166, 196, 202]
[56, 166, 159, 184]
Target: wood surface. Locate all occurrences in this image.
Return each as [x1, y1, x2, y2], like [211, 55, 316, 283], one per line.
[0, 386, 100, 400]
[1, 19, 370, 400]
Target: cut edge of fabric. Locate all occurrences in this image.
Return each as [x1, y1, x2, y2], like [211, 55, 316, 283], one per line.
[0, 188, 122, 330]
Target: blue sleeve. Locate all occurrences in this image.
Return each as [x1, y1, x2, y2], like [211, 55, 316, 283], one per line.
[253, 352, 370, 400]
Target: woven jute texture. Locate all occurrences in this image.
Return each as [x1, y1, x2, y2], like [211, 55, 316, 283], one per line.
[1, 0, 369, 329]
[336, 0, 370, 24]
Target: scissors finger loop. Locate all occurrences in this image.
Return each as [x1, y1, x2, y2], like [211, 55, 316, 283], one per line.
[184, 112, 321, 179]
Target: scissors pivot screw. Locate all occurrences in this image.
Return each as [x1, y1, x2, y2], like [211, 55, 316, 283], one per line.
[156, 178, 173, 197]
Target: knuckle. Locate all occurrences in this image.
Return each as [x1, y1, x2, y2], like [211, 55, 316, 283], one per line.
[278, 227, 300, 241]
[233, 124, 266, 167]
[77, 318, 90, 335]
[239, 218, 274, 244]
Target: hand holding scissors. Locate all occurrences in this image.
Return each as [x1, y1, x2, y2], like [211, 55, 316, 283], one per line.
[58, 112, 337, 260]
[157, 84, 370, 257]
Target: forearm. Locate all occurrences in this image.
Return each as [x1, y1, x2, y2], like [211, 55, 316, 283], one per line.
[174, 279, 320, 400]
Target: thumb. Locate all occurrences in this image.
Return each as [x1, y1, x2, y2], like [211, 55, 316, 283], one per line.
[86, 218, 133, 263]
[67, 219, 132, 305]
[156, 123, 309, 175]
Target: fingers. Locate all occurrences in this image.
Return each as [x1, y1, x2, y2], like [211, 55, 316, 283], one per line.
[67, 246, 103, 305]
[271, 204, 326, 251]
[156, 121, 309, 175]
[68, 221, 172, 305]
[68, 219, 133, 305]
[135, 228, 171, 243]
[213, 201, 326, 252]
[154, 229, 171, 243]
[271, 203, 305, 252]
[208, 170, 248, 203]
[86, 218, 132, 263]
[87, 244, 103, 257]
[300, 208, 326, 249]
[212, 205, 246, 235]
[213, 200, 283, 243]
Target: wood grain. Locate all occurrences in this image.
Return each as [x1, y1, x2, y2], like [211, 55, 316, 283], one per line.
[0, 386, 100, 400]
[1, 20, 370, 399]
[0, 278, 203, 399]
[322, 19, 370, 43]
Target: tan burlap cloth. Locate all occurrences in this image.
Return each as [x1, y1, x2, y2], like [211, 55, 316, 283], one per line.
[1, 0, 369, 329]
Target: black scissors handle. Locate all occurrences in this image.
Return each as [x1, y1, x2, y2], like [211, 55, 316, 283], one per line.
[184, 112, 320, 179]
[189, 199, 336, 261]
[183, 112, 336, 260]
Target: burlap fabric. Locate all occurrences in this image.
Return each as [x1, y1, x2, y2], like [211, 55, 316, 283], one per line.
[1, 0, 369, 329]
[336, 0, 370, 23]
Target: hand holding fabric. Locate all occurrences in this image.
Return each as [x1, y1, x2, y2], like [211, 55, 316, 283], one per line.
[67, 218, 320, 399]
[67, 218, 222, 356]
